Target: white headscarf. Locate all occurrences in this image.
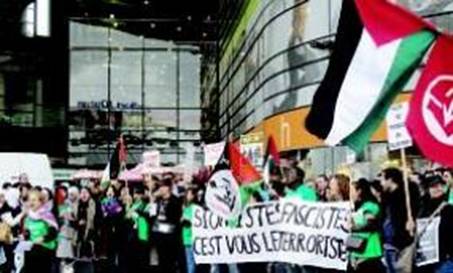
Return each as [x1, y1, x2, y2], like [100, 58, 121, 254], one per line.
[4, 187, 19, 209]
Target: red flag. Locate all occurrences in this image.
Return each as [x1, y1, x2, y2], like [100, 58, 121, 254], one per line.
[264, 135, 281, 166]
[355, 0, 434, 46]
[118, 135, 128, 164]
[406, 36, 453, 167]
[228, 142, 262, 185]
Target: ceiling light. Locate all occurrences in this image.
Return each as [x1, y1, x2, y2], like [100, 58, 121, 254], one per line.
[187, 15, 192, 21]
[176, 26, 182, 32]
[143, 0, 149, 5]
[150, 23, 156, 29]
[109, 14, 115, 19]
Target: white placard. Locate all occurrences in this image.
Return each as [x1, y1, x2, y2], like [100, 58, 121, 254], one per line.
[416, 216, 441, 267]
[143, 150, 161, 167]
[204, 142, 225, 166]
[193, 200, 349, 270]
[240, 132, 264, 170]
[205, 169, 241, 219]
[386, 102, 413, 151]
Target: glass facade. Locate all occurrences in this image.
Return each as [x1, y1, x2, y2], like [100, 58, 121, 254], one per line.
[202, 0, 453, 176]
[0, 0, 67, 160]
[69, 21, 204, 166]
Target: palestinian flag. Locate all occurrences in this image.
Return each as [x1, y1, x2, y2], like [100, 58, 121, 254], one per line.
[205, 142, 262, 219]
[305, 0, 435, 152]
[263, 135, 281, 185]
[101, 136, 128, 188]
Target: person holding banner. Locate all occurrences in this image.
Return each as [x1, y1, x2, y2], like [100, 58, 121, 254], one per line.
[327, 174, 350, 202]
[416, 176, 453, 273]
[348, 179, 385, 273]
[283, 166, 317, 201]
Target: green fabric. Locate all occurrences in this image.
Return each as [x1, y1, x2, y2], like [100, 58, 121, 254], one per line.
[350, 201, 383, 260]
[182, 204, 194, 246]
[344, 30, 435, 152]
[239, 180, 263, 205]
[449, 191, 453, 205]
[24, 217, 57, 250]
[285, 184, 318, 201]
[129, 200, 149, 242]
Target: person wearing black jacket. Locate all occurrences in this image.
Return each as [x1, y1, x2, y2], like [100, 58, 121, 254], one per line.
[152, 179, 182, 273]
[380, 168, 420, 273]
[416, 175, 453, 273]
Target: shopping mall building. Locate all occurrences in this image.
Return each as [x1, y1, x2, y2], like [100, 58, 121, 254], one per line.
[201, 0, 453, 177]
[0, 0, 452, 174]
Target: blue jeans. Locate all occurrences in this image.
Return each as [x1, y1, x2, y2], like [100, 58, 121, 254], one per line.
[384, 244, 398, 273]
[185, 246, 195, 273]
[437, 260, 453, 273]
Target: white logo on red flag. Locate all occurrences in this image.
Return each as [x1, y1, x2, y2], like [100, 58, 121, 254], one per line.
[422, 75, 453, 146]
[406, 36, 453, 167]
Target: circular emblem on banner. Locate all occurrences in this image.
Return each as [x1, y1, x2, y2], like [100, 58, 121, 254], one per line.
[205, 170, 241, 219]
[422, 75, 453, 146]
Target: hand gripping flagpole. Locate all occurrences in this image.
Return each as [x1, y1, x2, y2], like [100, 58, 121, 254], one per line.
[400, 147, 415, 237]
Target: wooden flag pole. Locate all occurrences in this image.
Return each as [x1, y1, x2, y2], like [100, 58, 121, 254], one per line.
[400, 147, 415, 237]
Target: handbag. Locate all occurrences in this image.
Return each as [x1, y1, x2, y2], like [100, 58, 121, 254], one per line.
[0, 223, 12, 244]
[395, 202, 447, 273]
[346, 235, 367, 253]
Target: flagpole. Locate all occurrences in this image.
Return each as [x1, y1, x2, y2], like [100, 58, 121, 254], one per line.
[400, 147, 415, 237]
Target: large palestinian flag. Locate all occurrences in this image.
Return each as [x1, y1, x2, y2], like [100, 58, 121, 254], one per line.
[305, 0, 435, 152]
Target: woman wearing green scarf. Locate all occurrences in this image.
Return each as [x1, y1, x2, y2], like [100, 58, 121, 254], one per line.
[348, 179, 385, 273]
[22, 190, 58, 273]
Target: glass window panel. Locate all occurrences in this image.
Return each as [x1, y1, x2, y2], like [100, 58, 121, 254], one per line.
[145, 109, 176, 129]
[70, 51, 108, 108]
[145, 51, 176, 107]
[70, 22, 108, 47]
[179, 110, 201, 130]
[111, 51, 142, 109]
[110, 27, 142, 48]
[179, 52, 201, 107]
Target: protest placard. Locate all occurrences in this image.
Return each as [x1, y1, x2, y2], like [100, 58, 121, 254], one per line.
[143, 150, 161, 167]
[416, 216, 440, 267]
[386, 102, 412, 151]
[240, 132, 264, 170]
[193, 199, 349, 270]
[204, 142, 225, 166]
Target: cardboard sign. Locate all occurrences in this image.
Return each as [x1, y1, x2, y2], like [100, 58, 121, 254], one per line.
[416, 216, 440, 267]
[386, 102, 412, 151]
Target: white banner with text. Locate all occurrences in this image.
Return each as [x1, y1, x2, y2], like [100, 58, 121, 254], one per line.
[193, 200, 350, 270]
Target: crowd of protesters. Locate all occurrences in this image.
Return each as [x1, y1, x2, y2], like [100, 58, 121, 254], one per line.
[0, 163, 452, 273]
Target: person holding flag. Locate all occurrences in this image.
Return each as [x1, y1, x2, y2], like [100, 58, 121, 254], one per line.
[100, 135, 128, 190]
